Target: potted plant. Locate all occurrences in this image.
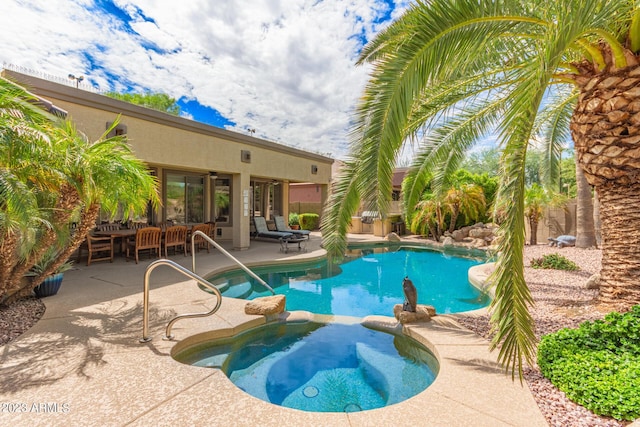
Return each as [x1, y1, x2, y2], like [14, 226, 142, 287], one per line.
[28, 250, 74, 298]
[289, 212, 300, 230]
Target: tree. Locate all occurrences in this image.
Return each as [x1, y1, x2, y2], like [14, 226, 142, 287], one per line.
[574, 155, 597, 248]
[524, 184, 567, 245]
[0, 78, 159, 304]
[410, 198, 444, 240]
[322, 0, 640, 377]
[105, 91, 181, 116]
[443, 183, 486, 233]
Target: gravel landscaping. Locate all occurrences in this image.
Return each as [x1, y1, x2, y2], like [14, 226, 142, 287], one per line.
[458, 244, 632, 427]
[0, 295, 45, 346]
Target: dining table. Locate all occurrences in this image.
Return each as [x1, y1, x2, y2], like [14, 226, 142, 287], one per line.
[93, 228, 138, 255]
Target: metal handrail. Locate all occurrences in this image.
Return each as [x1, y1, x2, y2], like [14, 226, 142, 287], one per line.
[190, 230, 275, 295]
[140, 259, 223, 342]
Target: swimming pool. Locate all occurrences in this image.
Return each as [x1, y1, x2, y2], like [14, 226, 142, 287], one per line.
[173, 320, 439, 412]
[207, 245, 490, 316]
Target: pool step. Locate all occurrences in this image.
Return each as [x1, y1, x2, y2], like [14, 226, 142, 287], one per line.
[221, 281, 254, 299]
[356, 343, 435, 405]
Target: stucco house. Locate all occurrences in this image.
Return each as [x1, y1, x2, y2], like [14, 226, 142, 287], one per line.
[2, 68, 333, 250]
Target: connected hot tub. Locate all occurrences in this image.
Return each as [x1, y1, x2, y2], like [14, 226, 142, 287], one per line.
[172, 319, 439, 412]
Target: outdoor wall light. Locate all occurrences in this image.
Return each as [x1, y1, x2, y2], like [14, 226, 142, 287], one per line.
[241, 150, 251, 163]
[311, 165, 318, 174]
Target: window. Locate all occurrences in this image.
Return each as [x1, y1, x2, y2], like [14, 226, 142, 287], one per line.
[165, 173, 204, 224]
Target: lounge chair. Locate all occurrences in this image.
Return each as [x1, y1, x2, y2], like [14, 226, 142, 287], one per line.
[274, 216, 310, 240]
[252, 217, 293, 241]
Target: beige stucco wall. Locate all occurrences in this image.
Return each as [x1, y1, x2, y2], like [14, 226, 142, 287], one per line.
[4, 70, 333, 249]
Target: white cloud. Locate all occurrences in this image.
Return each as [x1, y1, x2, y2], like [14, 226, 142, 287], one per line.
[1, 0, 409, 159]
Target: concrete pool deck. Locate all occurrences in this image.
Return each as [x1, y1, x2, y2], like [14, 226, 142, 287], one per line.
[1, 234, 548, 426]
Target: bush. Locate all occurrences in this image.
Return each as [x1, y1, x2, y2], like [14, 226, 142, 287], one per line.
[299, 213, 319, 230]
[537, 305, 640, 420]
[288, 212, 299, 226]
[530, 253, 578, 271]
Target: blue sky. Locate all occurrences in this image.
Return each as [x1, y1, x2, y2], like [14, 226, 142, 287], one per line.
[1, 0, 410, 159]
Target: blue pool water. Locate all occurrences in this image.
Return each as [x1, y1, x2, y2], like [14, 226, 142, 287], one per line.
[174, 321, 438, 412]
[208, 246, 489, 315]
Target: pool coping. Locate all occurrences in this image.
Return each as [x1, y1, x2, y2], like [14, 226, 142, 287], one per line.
[0, 235, 546, 426]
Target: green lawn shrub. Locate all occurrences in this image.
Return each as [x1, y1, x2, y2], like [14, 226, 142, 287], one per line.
[530, 253, 579, 271]
[299, 213, 319, 230]
[537, 305, 640, 420]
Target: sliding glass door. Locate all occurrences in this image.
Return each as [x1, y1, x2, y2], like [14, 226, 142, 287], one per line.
[165, 173, 204, 224]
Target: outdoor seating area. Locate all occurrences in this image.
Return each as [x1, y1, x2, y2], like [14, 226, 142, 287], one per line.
[76, 222, 218, 265]
[252, 216, 293, 241]
[274, 215, 310, 240]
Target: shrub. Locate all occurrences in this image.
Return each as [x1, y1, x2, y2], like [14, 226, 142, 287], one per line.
[537, 305, 640, 420]
[299, 213, 319, 230]
[530, 253, 578, 271]
[289, 212, 300, 226]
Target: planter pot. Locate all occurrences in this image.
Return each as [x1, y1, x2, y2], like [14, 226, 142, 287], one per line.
[34, 273, 64, 298]
[290, 225, 300, 230]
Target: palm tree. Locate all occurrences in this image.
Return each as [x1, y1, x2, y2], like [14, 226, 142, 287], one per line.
[443, 183, 486, 233]
[322, 0, 640, 377]
[524, 184, 567, 245]
[0, 78, 159, 304]
[410, 198, 445, 240]
[574, 156, 597, 248]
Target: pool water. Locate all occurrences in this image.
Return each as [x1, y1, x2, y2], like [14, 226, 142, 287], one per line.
[174, 321, 438, 412]
[209, 246, 489, 315]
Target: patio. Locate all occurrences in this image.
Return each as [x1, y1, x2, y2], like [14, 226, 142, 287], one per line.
[0, 234, 547, 426]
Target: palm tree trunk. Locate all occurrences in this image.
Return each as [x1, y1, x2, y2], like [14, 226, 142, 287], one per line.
[597, 181, 640, 307]
[575, 157, 596, 248]
[529, 217, 538, 245]
[593, 189, 602, 247]
[448, 209, 459, 233]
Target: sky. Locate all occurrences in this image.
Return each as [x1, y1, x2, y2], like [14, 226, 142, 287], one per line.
[0, 0, 411, 159]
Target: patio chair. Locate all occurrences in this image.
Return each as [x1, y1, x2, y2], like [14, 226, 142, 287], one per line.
[129, 221, 148, 230]
[164, 225, 188, 257]
[205, 221, 217, 241]
[189, 223, 211, 253]
[252, 216, 293, 241]
[126, 227, 161, 264]
[274, 216, 310, 240]
[77, 233, 114, 266]
[96, 223, 121, 232]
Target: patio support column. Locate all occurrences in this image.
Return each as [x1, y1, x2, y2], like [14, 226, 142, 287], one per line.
[282, 181, 290, 220]
[232, 172, 251, 250]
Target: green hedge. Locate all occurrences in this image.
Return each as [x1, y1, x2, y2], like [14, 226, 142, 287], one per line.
[537, 305, 640, 420]
[299, 213, 319, 230]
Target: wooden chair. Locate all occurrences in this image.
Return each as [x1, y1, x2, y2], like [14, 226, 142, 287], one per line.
[205, 221, 217, 242]
[129, 221, 148, 230]
[189, 223, 211, 253]
[96, 223, 121, 232]
[164, 225, 187, 257]
[77, 233, 114, 266]
[126, 227, 161, 264]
